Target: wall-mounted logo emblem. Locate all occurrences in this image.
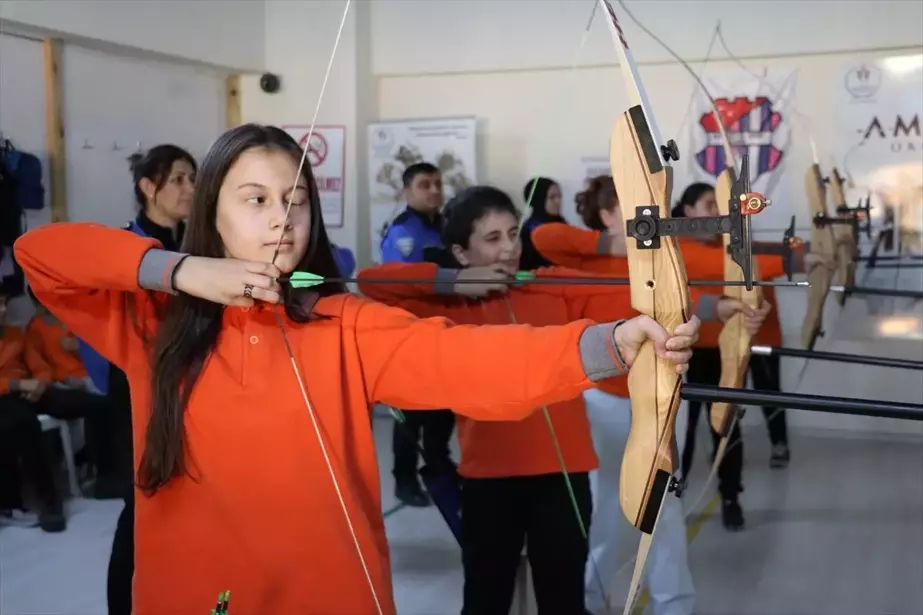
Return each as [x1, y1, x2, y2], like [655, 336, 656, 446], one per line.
[845, 64, 882, 99]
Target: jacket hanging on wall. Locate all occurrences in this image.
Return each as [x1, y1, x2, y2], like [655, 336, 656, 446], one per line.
[0, 138, 44, 297]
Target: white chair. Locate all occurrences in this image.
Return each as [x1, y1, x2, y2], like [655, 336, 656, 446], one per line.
[38, 415, 81, 498]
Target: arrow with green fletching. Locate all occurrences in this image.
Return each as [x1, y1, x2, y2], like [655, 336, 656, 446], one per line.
[283, 271, 808, 289]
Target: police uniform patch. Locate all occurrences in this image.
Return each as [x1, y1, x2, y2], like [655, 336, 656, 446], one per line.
[396, 236, 414, 257]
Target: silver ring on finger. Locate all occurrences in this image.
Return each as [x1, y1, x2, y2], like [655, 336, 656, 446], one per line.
[243, 283, 254, 299]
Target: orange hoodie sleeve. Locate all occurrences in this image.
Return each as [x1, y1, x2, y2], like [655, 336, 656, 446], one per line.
[349, 298, 628, 421]
[356, 262, 447, 302]
[755, 253, 786, 281]
[24, 320, 54, 383]
[14, 223, 167, 371]
[679, 240, 726, 281]
[526, 267, 719, 324]
[531, 223, 612, 269]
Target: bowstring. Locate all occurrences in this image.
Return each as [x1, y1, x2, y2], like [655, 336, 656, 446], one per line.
[267, 2, 385, 613]
[521, 0, 598, 228]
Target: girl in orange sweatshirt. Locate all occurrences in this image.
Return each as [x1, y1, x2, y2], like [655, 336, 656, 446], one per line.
[14, 124, 701, 615]
[532, 176, 773, 614]
[356, 185, 750, 615]
[669, 182, 831, 531]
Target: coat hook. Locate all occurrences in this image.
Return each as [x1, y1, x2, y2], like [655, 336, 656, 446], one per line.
[112, 141, 124, 151]
[134, 141, 143, 153]
[81, 139, 94, 150]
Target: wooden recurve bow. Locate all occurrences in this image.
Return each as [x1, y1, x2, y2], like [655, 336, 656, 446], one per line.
[826, 167, 859, 304]
[801, 157, 838, 351]
[599, 2, 690, 612]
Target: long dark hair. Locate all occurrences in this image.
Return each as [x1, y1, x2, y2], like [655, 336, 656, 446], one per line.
[671, 182, 714, 218]
[575, 175, 618, 230]
[520, 177, 565, 269]
[424, 186, 520, 268]
[128, 145, 197, 210]
[137, 124, 346, 495]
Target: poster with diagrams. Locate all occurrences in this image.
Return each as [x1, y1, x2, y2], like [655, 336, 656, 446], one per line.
[367, 117, 477, 263]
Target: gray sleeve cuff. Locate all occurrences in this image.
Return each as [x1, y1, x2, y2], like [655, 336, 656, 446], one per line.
[596, 232, 609, 255]
[138, 249, 188, 294]
[695, 293, 721, 322]
[433, 268, 459, 295]
[578, 321, 629, 381]
[9, 379, 21, 391]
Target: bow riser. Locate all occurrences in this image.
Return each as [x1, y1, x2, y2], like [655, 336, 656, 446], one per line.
[801, 164, 837, 350]
[827, 168, 859, 301]
[611, 108, 688, 533]
[712, 166, 764, 434]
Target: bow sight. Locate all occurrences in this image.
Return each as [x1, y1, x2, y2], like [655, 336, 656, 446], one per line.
[744, 215, 802, 282]
[626, 152, 769, 290]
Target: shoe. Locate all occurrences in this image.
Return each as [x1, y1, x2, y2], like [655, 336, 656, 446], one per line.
[770, 444, 790, 469]
[721, 498, 744, 532]
[395, 480, 431, 508]
[38, 502, 66, 533]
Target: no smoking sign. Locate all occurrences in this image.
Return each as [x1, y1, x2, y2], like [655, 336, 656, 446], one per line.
[299, 132, 328, 167]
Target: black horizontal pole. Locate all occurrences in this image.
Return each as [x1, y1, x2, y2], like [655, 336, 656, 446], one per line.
[831, 285, 923, 299]
[858, 261, 923, 269]
[751, 345, 923, 371]
[680, 384, 923, 422]
[857, 254, 923, 262]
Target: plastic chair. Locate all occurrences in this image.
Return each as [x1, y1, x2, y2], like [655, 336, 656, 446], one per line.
[38, 415, 81, 498]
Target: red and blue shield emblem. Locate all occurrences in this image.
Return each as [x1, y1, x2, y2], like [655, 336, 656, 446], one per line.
[696, 97, 784, 183]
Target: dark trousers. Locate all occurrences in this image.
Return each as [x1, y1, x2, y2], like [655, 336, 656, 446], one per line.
[680, 348, 743, 499]
[392, 409, 455, 483]
[107, 493, 134, 615]
[0, 394, 59, 510]
[105, 365, 134, 615]
[460, 473, 591, 615]
[749, 354, 789, 446]
[32, 386, 118, 479]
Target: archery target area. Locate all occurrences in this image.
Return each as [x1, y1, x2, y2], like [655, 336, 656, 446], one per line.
[1, 2, 922, 615]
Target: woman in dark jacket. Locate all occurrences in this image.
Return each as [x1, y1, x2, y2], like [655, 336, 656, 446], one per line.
[519, 176, 567, 270]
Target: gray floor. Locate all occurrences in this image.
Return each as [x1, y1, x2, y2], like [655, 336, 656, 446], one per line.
[2, 417, 921, 615]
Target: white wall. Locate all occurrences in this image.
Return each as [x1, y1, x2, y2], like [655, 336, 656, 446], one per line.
[0, 32, 227, 324]
[241, 0, 372, 258]
[371, 0, 923, 76]
[0, 0, 266, 71]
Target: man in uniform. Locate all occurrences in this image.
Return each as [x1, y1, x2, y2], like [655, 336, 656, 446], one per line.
[379, 162, 456, 507]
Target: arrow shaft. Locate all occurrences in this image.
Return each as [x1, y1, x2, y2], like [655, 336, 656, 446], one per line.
[301, 276, 807, 288]
[751, 345, 923, 371]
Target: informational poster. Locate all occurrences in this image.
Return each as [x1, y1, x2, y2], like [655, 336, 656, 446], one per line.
[283, 125, 345, 228]
[367, 117, 477, 263]
[580, 156, 610, 183]
[555, 156, 611, 227]
[686, 68, 798, 230]
[835, 55, 923, 246]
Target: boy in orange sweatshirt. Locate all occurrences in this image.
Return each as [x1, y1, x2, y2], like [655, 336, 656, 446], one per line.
[24, 288, 121, 498]
[0, 289, 66, 532]
[358, 185, 757, 615]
